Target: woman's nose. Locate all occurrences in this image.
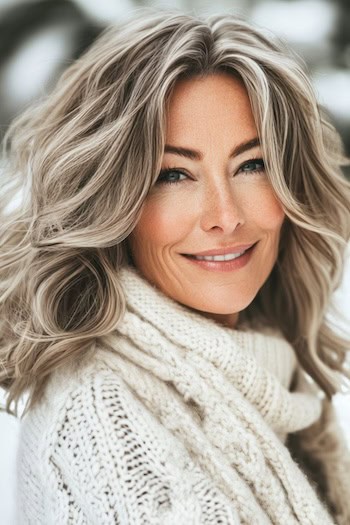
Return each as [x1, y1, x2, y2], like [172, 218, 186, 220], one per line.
[199, 180, 245, 234]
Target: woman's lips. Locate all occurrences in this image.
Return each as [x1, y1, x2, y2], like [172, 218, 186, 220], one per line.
[181, 242, 258, 272]
[184, 243, 256, 257]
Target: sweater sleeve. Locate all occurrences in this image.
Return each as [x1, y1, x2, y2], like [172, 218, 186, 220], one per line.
[19, 367, 240, 524]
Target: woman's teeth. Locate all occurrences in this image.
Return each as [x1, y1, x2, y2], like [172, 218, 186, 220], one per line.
[189, 251, 246, 261]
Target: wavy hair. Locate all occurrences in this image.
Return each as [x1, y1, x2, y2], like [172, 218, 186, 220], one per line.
[1, 7, 350, 416]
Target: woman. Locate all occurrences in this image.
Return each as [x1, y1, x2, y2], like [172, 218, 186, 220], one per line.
[1, 7, 350, 525]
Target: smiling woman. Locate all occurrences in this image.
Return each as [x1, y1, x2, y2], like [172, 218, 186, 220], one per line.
[128, 73, 285, 328]
[0, 7, 350, 525]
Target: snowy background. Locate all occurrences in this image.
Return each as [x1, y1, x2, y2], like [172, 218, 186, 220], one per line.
[1, 0, 350, 523]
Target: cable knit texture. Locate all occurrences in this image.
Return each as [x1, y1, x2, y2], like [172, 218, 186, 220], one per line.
[16, 266, 350, 524]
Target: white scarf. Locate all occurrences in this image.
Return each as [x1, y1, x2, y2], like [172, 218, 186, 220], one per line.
[98, 266, 350, 524]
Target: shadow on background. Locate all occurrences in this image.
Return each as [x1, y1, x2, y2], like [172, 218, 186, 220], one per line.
[0, 0, 103, 140]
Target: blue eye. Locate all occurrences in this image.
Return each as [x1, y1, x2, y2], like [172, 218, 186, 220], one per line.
[157, 169, 188, 185]
[237, 158, 265, 174]
[156, 158, 265, 186]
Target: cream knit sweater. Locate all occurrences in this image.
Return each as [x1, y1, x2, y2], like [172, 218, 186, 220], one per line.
[16, 267, 350, 524]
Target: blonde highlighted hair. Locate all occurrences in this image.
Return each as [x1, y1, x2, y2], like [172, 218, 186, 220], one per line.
[1, 7, 350, 415]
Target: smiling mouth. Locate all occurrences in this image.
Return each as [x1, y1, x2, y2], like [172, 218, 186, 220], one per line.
[179, 242, 258, 273]
[181, 242, 258, 262]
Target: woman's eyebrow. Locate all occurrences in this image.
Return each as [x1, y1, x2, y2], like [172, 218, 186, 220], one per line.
[164, 137, 260, 161]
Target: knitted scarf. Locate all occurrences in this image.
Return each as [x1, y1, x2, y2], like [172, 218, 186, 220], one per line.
[98, 266, 350, 525]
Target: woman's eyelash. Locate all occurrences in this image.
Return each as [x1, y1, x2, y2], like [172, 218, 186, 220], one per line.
[156, 158, 265, 185]
[157, 168, 189, 185]
[238, 158, 265, 174]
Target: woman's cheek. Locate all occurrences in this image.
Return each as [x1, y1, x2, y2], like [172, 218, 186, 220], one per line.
[135, 192, 194, 246]
[245, 185, 285, 230]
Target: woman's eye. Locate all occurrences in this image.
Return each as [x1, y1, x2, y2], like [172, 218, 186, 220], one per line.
[157, 169, 188, 185]
[237, 158, 265, 174]
[156, 160, 265, 185]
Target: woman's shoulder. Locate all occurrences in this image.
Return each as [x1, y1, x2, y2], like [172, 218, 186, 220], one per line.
[18, 345, 198, 480]
[17, 347, 240, 524]
[22, 347, 158, 444]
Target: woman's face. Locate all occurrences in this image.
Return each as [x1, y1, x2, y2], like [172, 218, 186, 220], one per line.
[128, 72, 285, 327]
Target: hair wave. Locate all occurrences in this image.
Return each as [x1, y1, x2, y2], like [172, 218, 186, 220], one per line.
[1, 7, 350, 415]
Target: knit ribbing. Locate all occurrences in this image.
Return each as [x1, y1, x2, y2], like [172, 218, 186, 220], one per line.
[248, 330, 297, 391]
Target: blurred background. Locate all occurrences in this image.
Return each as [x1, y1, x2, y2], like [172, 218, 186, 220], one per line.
[0, 0, 349, 523]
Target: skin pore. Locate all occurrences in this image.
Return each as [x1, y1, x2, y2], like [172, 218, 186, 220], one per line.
[128, 72, 285, 328]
